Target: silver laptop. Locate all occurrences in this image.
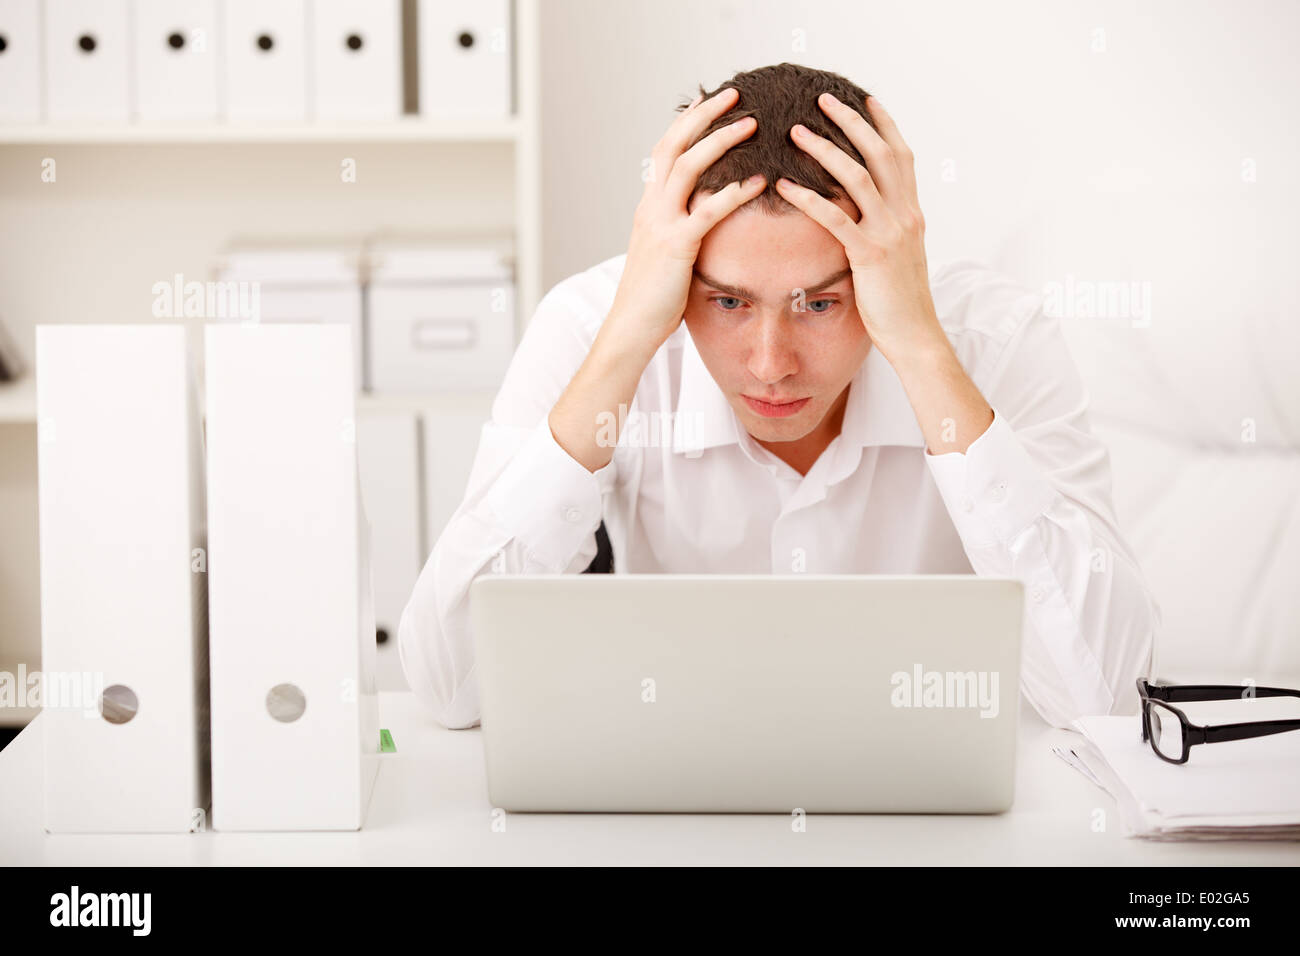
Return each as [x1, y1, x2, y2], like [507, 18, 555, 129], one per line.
[470, 575, 1023, 813]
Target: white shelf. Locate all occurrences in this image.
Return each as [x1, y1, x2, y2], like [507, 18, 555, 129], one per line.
[0, 379, 499, 424]
[356, 390, 499, 414]
[0, 116, 520, 145]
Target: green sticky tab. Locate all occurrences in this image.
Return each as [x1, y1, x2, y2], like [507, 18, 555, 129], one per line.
[380, 728, 396, 753]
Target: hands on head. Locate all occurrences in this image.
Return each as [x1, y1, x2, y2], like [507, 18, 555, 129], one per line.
[553, 74, 945, 476]
[606, 85, 766, 355]
[608, 82, 937, 367]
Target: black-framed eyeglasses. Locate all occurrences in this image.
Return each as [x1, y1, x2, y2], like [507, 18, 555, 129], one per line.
[1137, 678, 1300, 764]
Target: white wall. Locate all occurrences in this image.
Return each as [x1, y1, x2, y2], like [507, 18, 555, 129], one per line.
[3, 0, 1298, 696]
[538, 0, 1300, 292]
[534, 0, 1300, 683]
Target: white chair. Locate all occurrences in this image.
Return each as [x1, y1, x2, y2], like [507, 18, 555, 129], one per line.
[992, 186, 1300, 689]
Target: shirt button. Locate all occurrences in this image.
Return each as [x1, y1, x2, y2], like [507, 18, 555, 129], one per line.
[1030, 586, 1047, 603]
[961, 496, 975, 513]
[563, 506, 582, 523]
[990, 482, 1006, 502]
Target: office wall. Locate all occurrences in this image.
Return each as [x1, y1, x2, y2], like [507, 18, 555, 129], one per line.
[3, 1, 1298, 694]
[537, 0, 1300, 291]
[534, 0, 1300, 683]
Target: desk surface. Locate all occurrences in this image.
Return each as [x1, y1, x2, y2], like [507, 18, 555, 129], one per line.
[2, 692, 1297, 865]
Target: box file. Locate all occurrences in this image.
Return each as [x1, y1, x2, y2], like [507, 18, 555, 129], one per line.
[0, 0, 42, 122]
[420, 393, 495, 549]
[205, 323, 380, 831]
[44, 0, 131, 122]
[356, 410, 420, 691]
[132, 0, 219, 121]
[222, 0, 308, 122]
[310, 0, 401, 121]
[417, 0, 511, 118]
[36, 325, 209, 833]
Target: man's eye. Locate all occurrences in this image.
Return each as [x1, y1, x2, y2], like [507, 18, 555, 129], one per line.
[805, 299, 837, 314]
[711, 296, 745, 311]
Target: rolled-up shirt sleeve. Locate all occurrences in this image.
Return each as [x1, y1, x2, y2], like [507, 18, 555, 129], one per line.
[397, 283, 616, 729]
[924, 307, 1160, 729]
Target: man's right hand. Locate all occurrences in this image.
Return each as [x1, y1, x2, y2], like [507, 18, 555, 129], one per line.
[548, 86, 763, 474]
[605, 85, 766, 355]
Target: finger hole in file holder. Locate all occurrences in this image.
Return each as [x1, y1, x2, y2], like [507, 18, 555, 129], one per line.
[99, 684, 138, 725]
[266, 683, 307, 723]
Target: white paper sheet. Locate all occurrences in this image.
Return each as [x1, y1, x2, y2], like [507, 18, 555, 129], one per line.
[1066, 698, 1300, 839]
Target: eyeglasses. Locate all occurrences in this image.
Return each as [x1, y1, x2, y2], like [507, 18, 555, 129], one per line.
[1136, 679, 1300, 764]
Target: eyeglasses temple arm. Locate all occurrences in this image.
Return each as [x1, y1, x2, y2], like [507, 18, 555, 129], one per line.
[1156, 685, 1300, 703]
[1199, 719, 1300, 745]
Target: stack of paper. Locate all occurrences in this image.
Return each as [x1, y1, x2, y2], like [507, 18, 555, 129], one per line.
[1059, 697, 1300, 840]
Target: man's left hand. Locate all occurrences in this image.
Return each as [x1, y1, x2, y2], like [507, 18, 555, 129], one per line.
[776, 93, 994, 455]
[774, 93, 946, 371]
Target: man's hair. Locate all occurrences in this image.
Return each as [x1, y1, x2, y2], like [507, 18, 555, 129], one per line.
[682, 62, 877, 215]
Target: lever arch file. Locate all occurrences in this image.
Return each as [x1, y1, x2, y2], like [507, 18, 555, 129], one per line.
[204, 323, 380, 831]
[36, 324, 210, 833]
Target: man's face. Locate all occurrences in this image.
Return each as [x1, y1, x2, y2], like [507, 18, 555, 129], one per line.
[682, 195, 871, 447]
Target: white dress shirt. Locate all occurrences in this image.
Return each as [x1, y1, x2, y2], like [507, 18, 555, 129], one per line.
[398, 253, 1159, 730]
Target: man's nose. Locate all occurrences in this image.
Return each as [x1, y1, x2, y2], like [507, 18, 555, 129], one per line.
[746, 315, 799, 385]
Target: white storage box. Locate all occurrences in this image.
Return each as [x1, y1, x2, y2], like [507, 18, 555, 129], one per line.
[36, 325, 209, 833]
[221, 0, 308, 122]
[43, 0, 131, 122]
[205, 323, 380, 831]
[216, 246, 365, 388]
[420, 392, 495, 548]
[367, 244, 515, 392]
[132, 0, 219, 121]
[0, 0, 42, 122]
[417, 0, 511, 118]
[310, 0, 400, 121]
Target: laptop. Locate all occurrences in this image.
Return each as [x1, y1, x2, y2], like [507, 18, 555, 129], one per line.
[469, 574, 1024, 813]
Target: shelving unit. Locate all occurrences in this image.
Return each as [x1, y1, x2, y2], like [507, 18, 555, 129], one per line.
[0, 0, 544, 702]
[0, 116, 521, 145]
[0, 379, 496, 424]
[0, 0, 542, 325]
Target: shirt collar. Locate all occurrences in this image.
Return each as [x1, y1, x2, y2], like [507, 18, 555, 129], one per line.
[671, 323, 927, 463]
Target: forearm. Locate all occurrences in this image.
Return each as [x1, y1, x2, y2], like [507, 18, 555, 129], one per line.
[890, 332, 994, 455]
[548, 313, 660, 472]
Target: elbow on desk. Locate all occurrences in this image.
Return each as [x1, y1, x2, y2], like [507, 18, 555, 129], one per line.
[1099, 572, 1160, 724]
[1038, 553, 1161, 730]
[413, 685, 482, 731]
[1027, 623, 1155, 732]
[395, 599, 483, 730]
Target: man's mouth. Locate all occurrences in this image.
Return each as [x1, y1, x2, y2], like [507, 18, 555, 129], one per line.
[742, 395, 811, 418]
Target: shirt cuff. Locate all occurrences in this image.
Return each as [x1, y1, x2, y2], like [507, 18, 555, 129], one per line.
[924, 407, 1060, 547]
[483, 416, 616, 569]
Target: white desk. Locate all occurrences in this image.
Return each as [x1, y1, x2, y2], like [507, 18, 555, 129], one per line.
[2, 691, 1297, 865]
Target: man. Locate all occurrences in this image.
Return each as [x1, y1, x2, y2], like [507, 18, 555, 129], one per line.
[398, 62, 1159, 731]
